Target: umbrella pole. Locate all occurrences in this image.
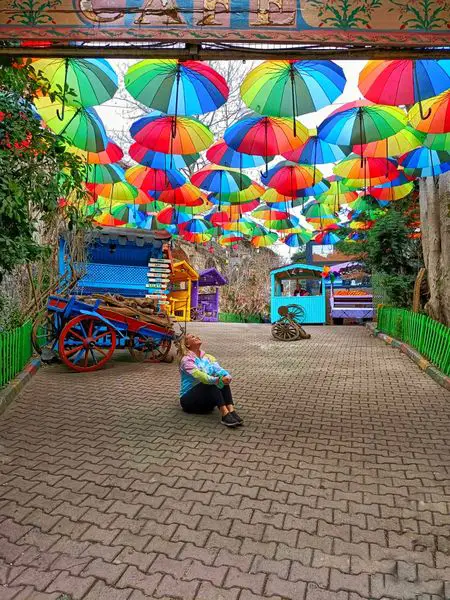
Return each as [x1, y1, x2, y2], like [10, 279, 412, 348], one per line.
[56, 58, 70, 121]
[264, 118, 269, 177]
[413, 61, 431, 121]
[358, 107, 365, 169]
[289, 64, 297, 137]
[312, 138, 318, 186]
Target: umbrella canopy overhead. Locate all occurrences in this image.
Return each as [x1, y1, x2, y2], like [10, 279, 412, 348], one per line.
[283, 134, 348, 165]
[408, 90, 450, 134]
[263, 161, 322, 196]
[423, 132, 450, 151]
[84, 163, 125, 185]
[34, 97, 108, 152]
[369, 182, 414, 201]
[67, 140, 123, 164]
[125, 165, 186, 191]
[191, 165, 252, 194]
[206, 139, 272, 169]
[353, 126, 426, 158]
[283, 230, 313, 247]
[224, 116, 307, 157]
[130, 114, 214, 154]
[209, 182, 265, 205]
[129, 142, 199, 169]
[358, 60, 450, 106]
[241, 60, 346, 118]
[333, 154, 398, 187]
[399, 146, 450, 177]
[158, 183, 207, 206]
[317, 101, 407, 147]
[32, 57, 118, 109]
[125, 59, 229, 115]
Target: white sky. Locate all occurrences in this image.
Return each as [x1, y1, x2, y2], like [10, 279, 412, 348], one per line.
[96, 59, 368, 259]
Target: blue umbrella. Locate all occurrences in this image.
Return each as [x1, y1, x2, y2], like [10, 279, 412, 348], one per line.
[283, 134, 349, 165]
[400, 147, 450, 177]
[206, 139, 273, 169]
[129, 142, 199, 169]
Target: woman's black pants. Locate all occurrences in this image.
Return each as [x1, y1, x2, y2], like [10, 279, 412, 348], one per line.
[180, 383, 234, 414]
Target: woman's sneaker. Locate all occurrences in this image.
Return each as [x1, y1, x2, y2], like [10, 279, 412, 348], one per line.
[230, 411, 244, 425]
[221, 413, 239, 427]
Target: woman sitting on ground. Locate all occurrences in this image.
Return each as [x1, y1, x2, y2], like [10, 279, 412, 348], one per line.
[177, 333, 243, 428]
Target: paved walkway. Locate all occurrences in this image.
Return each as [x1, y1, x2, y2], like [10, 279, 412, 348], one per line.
[0, 324, 449, 600]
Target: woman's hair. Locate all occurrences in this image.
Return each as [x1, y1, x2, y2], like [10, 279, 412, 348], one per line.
[175, 334, 190, 362]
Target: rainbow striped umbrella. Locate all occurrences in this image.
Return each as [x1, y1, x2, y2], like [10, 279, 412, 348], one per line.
[84, 163, 124, 185]
[313, 231, 341, 244]
[222, 217, 260, 236]
[369, 182, 414, 201]
[358, 60, 450, 107]
[353, 126, 425, 158]
[191, 165, 252, 194]
[156, 206, 192, 226]
[207, 139, 272, 169]
[130, 115, 214, 154]
[218, 232, 246, 246]
[283, 133, 348, 165]
[241, 60, 346, 119]
[283, 230, 313, 247]
[333, 155, 398, 187]
[251, 228, 279, 248]
[423, 132, 450, 151]
[125, 60, 229, 115]
[399, 146, 450, 177]
[158, 183, 207, 206]
[318, 101, 407, 147]
[87, 181, 139, 203]
[224, 116, 307, 158]
[129, 142, 199, 169]
[265, 215, 300, 231]
[262, 162, 322, 196]
[125, 165, 186, 191]
[209, 183, 265, 205]
[251, 204, 290, 220]
[67, 140, 123, 164]
[408, 90, 450, 134]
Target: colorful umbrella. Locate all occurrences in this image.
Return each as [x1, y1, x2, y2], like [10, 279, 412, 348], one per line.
[251, 228, 278, 248]
[125, 59, 229, 116]
[283, 230, 313, 246]
[125, 165, 186, 191]
[181, 217, 215, 239]
[84, 163, 124, 185]
[423, 132, 450, 151]
[191, 165, 252, 194]
[251, 204, 290, 220]
[87, 181, 139, 203]
[224, 116, 307, 159]
[262, 162, 322, 196]
[408, 90, 450, 134]
[156, 206, 192, 226]
[317, 178, 358, 207]
[317, 101, 407, 147]
[358, 60, 450, 115]
[399, 146, 450, 177]
[369, 182, 414, 201]
[349, 195, 383, 214]
[283, 133, 348, 165]
[313, 231, 341, 244]
[209, 182, 265, 205]
[34, 98, 108, 152]
[333, 154, 398, 187]
[303, 203, 339, 227]
[94, 211, 126, 227]
[373, 171, 414, 188]
[241, 60, 346, 122]
[206, 139, 272, 169]
[32, 58, 118, 116]
[218, 232, 245, 246]
[265, 215, 300, 231]
[67, 140, 123, 164]
[222, 217, 260, 236]
[129, 142, 199, 169]
[262, 188, 297, 207]
[110, 204, 148, 224]
[130, 114, 214, 154]
[158, 183, 207, 206]
[353, 126, 425, 158]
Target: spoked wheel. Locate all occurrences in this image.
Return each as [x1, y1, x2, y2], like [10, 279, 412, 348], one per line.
[271, 320, 301, 342]
[286, 304, 306, 324]
[128, 334, 172, 363]
[190, 307, 204, 322]
[58, 314, 116, 372]
[31, 311, 58, 355]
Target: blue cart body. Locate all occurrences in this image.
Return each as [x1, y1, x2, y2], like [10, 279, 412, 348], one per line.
[270, 263, 326, 324]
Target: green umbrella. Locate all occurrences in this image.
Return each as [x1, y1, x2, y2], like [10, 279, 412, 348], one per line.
[85, 163, 125, 185]
[31, 58, 118, 118]
[34, 97, 108, 152]
[424, 132, 450, 151]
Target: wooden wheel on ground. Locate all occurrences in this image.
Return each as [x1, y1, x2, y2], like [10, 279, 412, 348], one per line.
[271, 321, 301, 342]
[58, 314, 116, 372]
[128, 334, 172, 363]
[31, 311, 58, 355]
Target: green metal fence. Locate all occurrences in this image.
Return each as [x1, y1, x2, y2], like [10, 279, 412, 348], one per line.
[0, 321, 32, 388]
[377, 307, 450, 376]
[219, 312, 265, 323]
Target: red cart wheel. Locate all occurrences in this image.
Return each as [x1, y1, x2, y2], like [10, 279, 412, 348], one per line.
[58, 314, 117, 372]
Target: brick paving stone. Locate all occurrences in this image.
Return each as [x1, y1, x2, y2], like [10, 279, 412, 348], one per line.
[0, 324, 449, 600]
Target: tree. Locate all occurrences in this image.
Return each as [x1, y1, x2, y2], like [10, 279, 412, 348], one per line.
[336, 201, 423, 308]
[291, 246, 307, 263]
[0, 57, 87, 278]
[419, 173, 450, 326]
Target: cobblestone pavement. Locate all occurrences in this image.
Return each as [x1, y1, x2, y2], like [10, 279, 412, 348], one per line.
[0, 324, 449, 600]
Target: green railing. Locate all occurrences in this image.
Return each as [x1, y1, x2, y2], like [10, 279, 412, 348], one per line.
[0, 321, 33, 388]
[377, 307, 450, 376]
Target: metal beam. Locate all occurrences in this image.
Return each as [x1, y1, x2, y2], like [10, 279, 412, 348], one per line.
[0, 42, 449, 60]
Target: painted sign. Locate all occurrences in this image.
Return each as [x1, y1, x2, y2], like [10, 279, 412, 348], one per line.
[0, 0, 449, 46]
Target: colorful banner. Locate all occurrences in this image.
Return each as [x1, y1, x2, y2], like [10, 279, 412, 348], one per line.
[0, 0, 449, 46]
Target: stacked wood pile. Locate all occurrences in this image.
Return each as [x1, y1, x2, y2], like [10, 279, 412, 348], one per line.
[77, 294, 174, 330]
